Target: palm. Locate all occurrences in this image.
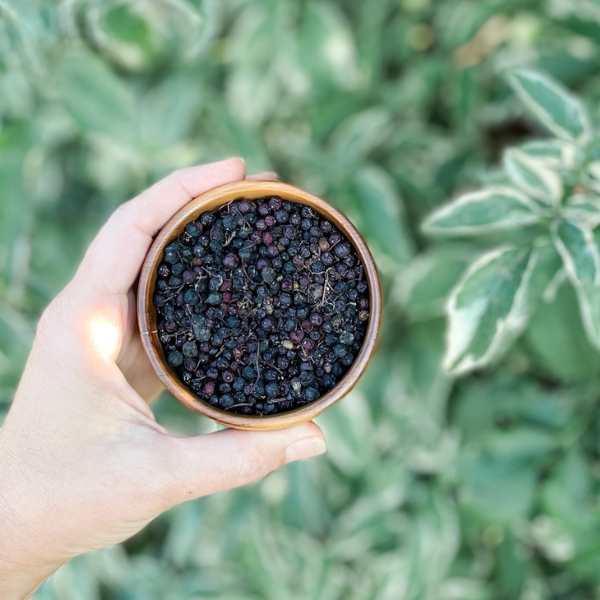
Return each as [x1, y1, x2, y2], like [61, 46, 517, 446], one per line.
[116, 289, 163, 403]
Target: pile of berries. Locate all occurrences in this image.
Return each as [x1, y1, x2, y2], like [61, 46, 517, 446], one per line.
[153, 196, 370, 415]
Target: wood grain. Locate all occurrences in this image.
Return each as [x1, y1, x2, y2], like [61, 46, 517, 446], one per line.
[137, 180, 382, 430]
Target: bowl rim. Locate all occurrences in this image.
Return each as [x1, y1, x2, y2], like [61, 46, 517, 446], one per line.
[138, 180, 382, 430]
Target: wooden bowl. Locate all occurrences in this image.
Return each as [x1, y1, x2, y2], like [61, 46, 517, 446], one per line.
[138, 180, 382, 430]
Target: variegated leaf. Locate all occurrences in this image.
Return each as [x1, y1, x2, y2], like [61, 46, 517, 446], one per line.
[423, 187, 541, 237]
[508, 69, 592, 145]
[582, 160, 600, 194]
[552, 219, 600, 349]
[563, 196, 600, 230]
[519, 140, 566, 168]
[504, 148, 563, 205]
[444, 246, 537, 375]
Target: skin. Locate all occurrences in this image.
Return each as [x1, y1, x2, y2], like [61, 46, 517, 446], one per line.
[0, 159, 326, 600]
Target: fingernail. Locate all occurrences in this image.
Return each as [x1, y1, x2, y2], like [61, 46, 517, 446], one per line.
[284, 437, 327, 464]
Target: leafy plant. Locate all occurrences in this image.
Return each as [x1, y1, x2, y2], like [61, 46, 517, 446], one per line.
[424, 68, 600, 375]
[6, 1, 600, 599]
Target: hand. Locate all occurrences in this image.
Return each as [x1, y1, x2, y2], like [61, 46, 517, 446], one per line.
[0, 159, 326, 600]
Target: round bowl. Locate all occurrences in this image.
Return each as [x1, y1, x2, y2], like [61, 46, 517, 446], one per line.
[138, 180, 382, 430]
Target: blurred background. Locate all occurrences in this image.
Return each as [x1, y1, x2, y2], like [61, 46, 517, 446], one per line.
[2, 0, 600, 598]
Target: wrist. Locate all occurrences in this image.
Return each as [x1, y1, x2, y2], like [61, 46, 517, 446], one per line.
[0, 457, 63, 599]
[0, 514, 56, 600]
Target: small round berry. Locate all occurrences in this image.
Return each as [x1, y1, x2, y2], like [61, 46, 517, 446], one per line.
[168, 350, 184, 367]
[200, 212, 214, 226]
[301, 338, 315, 352]
[334, 242, 352, 258]
[261, 267, 276, 284]
[275, 209, 289, 224]
[182, 341, 199, 357]
[310, 313, 323, 326]
[184, 289, 199, 305]
[339, 331, 355, 345]
[333, 344, 347, 358]
[269, 196, 283, 210]
[186, 223, 201, 238]
[284, 225, 297, 239]
[239, 200, 252, 214]
[289, 330, 304, 344]
[266, 382, 279, 397]
[223, 253, 239, 269]
[164, 321, 177, 333]
[305, 387, 320, 402]
[320, 221, 333, 234]
[219, 394, 234, 408]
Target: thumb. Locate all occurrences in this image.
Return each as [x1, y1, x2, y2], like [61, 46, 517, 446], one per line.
[159, 422, 326, 507]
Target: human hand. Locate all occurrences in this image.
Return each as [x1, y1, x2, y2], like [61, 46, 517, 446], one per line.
[0, 159, 326, 600]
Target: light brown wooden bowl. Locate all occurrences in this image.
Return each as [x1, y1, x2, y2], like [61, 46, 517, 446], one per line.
[138, 180, 382, 430]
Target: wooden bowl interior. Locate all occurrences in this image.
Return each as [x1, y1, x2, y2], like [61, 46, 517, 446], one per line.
[138, 181, 381, 430]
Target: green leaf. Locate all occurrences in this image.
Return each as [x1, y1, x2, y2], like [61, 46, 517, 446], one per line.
[507, 68, 592, 144]
[563, 202, 600, 230]
[353, 165, 413, 265]
[400, 246, 472, 321]
[503, 148, 563, 205]
[582, 160, 600, 194]
[541, 449, 592, 530]
[459, 428, 553, 523]
[0, 124, 33, 290]
[529, 515, 575, 564]
[100, 3, 153, 51]
[329, 107, 391, 174]
[405, 489, 459, 594]
[445, 246, 536, 375]
[0, 301, 34, 385]
[225, 7, 280, 126]
[139, 73, 202, 146]
[55, 52, 136, 140]
[297, 1, 358, 89]
[497, 530, 528, 598]
[552, 219, 600, 349]
[523, 241, 562, 313]
[422, 187, 540, 237]
[524, 282, 600, 381]
[519, 139, 578, 170]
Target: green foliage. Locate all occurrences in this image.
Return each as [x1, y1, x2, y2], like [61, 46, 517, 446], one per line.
[3, 0, 600, 598]
[445, 246, 535, 374]
[423, 187, 540, 235]
[426, 69, 600, 375]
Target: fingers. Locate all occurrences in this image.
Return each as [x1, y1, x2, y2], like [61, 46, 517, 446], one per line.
[158, 422, 326, 508]
[76, 158, 246, 297]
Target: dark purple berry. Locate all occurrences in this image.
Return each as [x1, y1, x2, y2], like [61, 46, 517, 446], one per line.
[269, 196, 283, 210]
[223, 253, 239, 269]
[289, 330, 304, 344]
[334, 242, 352, 258]
[239, 200, 252, 214]
[275, 209, 289, 224]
